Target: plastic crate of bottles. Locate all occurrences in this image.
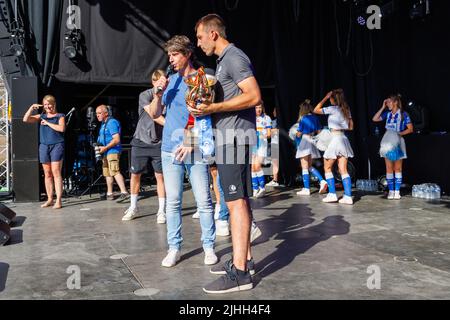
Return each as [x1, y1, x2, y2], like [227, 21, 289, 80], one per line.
[412, 184, 441, 200]
[356, 179, 378, 192]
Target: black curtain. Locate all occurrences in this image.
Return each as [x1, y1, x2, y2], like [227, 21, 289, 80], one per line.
[8, 0, 450, 189]
[3, 0, 64, 85]
[55, 0, 273, 86]
[271, 0, 450, 186]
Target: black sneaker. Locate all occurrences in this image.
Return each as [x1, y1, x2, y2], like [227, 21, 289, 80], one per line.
[210, 258, 255, 276]
[116, 193, 130, 203]
[203, 264, 253, 294]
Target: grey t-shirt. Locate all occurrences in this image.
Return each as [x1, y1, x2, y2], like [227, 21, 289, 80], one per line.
[131, 89, 162, 148]
[213, 44, 257, 146]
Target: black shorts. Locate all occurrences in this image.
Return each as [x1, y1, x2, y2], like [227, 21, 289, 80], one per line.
[216, 143, 252, 202]
[130, 145, 162, 174]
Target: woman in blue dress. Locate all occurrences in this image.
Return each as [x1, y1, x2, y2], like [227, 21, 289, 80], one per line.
[23, 95, 66, 209]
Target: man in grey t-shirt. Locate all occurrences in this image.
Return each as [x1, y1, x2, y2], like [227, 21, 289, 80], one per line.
[192, 14, 262, 294]
[122, 70, 167, 224]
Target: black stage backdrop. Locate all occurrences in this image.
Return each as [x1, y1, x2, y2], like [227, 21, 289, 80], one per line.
[55, 0, 274, 86]
[6, 0, 450, 190]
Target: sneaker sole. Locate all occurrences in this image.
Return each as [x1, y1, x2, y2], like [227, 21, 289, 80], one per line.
[210, 269, 255, 276]
[216, 232, 230, 237]
[204, 259, 219, 266]
[161, 259, 180, 268]
[203, 283, 253, 294]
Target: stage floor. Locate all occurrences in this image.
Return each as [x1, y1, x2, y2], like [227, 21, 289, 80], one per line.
[1, 186, 449, 300]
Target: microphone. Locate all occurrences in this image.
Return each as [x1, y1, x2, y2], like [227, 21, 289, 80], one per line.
[156, 64, 175, 94]
[66, 107, 76, 116]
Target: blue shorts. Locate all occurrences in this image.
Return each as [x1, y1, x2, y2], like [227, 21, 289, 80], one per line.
[39, 143, 64, 163]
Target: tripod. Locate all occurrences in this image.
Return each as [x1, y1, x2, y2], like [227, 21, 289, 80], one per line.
[62, 107, 79, 198]
[79, 123, 104, 198]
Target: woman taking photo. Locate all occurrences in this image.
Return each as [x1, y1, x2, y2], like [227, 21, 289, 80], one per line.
[23, 95, 66, 209]
[372, 94, 414, 200]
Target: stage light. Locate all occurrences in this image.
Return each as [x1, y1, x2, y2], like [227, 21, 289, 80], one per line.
[9, 42, 23, 57]
[64, 44, 77, 59]
[64, 29, 81, 60]
[9, 21, 25, 57]
[357, 15, 366, 26]
[409, 0, 430, 20]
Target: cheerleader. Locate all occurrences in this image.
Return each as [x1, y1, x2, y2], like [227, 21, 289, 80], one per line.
[372, 94, 414, 200]
[295, 99, 328, 196]
[314, 89, 354, 205]
[252, 102, 271, 198]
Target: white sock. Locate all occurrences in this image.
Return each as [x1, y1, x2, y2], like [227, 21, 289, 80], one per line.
[130, 194, 138, 210]
[158, 198, 166, 213]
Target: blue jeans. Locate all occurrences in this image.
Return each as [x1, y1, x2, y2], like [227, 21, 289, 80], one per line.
[162, 151, 215, 250]
[216, 173, 230, 222]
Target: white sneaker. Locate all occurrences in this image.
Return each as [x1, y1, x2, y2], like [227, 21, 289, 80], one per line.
[297, 188, 311, 196]
[322, 193, 338, 203]
[122, 207, 140, 221]
[192, 211, 200, 219]
[156, 211, 166, 224]
[393, 191, 401, 200]
[161, 249, 181, 268]
[204, 248, 219, 265]
[253, 189, 259, 198]
[250, 221, 262, 243]
[256, 188, 266, 198]
[387, 191, 395, 200]
[319, 180, 328, 194]
[216, 220, 230, 237]
[339, 196, 354, 205]
[214, 203, 220, 220]
[266, 180, 279, 187]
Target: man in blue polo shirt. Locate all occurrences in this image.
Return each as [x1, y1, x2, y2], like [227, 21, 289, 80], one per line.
[96, 104, 129, 201]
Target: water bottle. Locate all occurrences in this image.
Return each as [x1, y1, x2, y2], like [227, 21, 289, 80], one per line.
[417, 185, 423, 199]
[436, 185, 441, 199]
[426, 185, 432, 199]
[372, 180, 377, 191]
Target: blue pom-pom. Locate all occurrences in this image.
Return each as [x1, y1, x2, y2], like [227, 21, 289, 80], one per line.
[385, 145, 404, 161]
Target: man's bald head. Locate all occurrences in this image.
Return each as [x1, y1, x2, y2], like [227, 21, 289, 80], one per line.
[96, 104, 109, 122]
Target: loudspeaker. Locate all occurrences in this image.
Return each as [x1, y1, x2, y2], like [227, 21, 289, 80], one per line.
[11, 119, 38, 160]
[0, 204, 16, 225]
[11, 76, 40, 202]
[12, 159, 40, 202]
[0, 220, 10, 246]
[11, 76, 38, 119]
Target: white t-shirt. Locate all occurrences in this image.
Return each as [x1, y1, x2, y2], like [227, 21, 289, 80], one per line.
[322, 106, 351, 130]
[256, 114, 272, 138]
